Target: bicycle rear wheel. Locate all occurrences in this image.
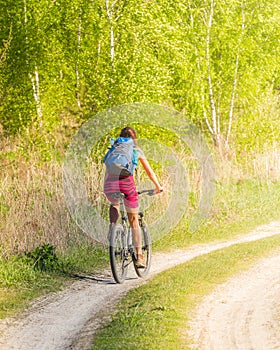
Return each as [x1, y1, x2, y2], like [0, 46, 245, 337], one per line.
[134, 224, 152, 278]
[109, 224, 129, 283]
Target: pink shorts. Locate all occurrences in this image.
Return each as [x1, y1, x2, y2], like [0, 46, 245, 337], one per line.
[104, 175, 138, 211]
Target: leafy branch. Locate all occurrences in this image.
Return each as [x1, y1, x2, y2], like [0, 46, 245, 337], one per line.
[0, 26, 12, 65]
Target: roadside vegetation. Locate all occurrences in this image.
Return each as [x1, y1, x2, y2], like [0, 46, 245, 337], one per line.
[1, 151, 280, 319]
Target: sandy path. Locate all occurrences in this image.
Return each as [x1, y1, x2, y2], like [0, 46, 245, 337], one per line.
[0, 221, 280, 350]
[189, 254, 280, 350]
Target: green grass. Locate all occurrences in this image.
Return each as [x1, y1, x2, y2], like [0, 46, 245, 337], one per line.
[0, 255, 67, 319]
[0, 243, 108, 319]
[154, 179, 280, 251]
[90, 179, 280, 349]
[0, 178, 280, 323]
[91, 234, 280, 349]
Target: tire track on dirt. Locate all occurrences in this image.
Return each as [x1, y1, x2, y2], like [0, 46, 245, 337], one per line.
[189, 254, 280, 350]
[0, 221, 280, 350]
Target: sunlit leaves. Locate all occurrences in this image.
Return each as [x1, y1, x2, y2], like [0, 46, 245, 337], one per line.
[0, 0, 279, 154]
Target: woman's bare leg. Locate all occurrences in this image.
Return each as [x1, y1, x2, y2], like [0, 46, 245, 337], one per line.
[127, 212, 142, 255]
[127, 210, 145, 268]
[109, 204, 119, 224]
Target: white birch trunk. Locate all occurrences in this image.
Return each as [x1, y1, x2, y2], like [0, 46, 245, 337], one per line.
[106, 0, 116, 64]
[105, 0, 117, 101]
[0, 26, 12, 64]
[76, 12, 82, 109]
[205, 0, 220, 147]
[226, 3, 245, 147]
[24, 0, 43, 123]
[30, 67, 43, 124]
[226, 55, 239, 147]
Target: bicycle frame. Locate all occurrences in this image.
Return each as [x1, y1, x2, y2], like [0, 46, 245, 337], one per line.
[112, 190, 151, 249]
[112, 193, 136, 262]
[109, 190, 155, 283]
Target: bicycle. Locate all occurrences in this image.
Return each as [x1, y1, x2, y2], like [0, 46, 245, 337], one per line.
[109, 189, 155, 284]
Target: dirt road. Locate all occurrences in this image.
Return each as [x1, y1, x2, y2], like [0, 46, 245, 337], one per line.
[189, 254, 280, 350]
[0, 221, 280, 350]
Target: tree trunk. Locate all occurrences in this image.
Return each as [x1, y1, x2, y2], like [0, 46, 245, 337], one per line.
[24, 0, 43, 124]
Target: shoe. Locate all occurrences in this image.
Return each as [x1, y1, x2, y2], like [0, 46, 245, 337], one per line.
[135, 253, 146, 268]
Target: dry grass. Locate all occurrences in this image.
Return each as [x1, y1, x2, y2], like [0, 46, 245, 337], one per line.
[213, 144, 280, 184]
[1, 129, 279, 257]
[0, 158, 85, 255]
[251, 147, 280, 181]
[0, 124, 88, 256]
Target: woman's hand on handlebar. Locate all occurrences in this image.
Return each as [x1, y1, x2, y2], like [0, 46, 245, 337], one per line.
[154, 186, 163, 194]
[138, 187, 163, 196]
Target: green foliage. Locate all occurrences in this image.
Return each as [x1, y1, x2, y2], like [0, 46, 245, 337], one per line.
[0, 241, 108, 318]
[23, 242, 108, 273]
[0, 0, 279, 153]
[60, 243, 108, 274]
[154, 178, 280, 250]
[24, 243, 61, 272]
[0, 254, 37, 288]
[0, 248, 67, 319]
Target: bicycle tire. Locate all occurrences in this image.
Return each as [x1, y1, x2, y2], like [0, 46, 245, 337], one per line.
[133, 224, 152, 278]
[109, 224, 129, 284]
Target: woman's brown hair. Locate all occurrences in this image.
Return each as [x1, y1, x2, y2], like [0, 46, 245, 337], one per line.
[120, 126, 137, 145]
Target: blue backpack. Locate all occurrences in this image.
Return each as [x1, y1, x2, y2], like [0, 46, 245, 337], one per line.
[104, 137, 138, 176]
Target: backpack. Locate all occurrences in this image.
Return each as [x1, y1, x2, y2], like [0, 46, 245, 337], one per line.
[104, 137, 138, 176]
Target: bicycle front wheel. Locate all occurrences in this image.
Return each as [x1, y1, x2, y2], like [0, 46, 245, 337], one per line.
[109, 224, 129, 284]
[134, 224, 152, 278]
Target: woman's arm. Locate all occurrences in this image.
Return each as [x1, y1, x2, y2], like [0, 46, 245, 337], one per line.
[139, 157, 163, 193]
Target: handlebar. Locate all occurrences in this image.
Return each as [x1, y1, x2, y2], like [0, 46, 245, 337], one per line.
[138, 189, 163, 196]
[110, 189, 163, 200]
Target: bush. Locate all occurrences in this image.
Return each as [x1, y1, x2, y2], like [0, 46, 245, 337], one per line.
[24, 243, 61, 272]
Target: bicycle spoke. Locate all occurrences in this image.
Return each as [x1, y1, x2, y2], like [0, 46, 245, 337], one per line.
[134, 224, 152, 278]
[109, 224, 129, 283]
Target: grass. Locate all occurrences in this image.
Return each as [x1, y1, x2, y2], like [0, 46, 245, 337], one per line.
[0, 178, 280, 321]
[1, 129, 280, 330]
[91, 234, 280, 350]
[154, 179, 280, 251]
[0, 254, 67, 319]
[89, 178, 280, 349]
[0, 243, 108, 319]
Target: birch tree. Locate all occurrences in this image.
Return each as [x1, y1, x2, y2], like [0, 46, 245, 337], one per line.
[0, 26, 12, 118]
[0, 0, 279, 155]
[201, 0, 247, 156]
[188, 0, 280, 155]
[23, 0, 44, 126]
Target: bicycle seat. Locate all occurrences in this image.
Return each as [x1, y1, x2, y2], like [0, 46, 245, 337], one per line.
[110, 192, 126, 200]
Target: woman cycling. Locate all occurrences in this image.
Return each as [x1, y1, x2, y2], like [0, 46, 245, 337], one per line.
[104, 126, 163, 268]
